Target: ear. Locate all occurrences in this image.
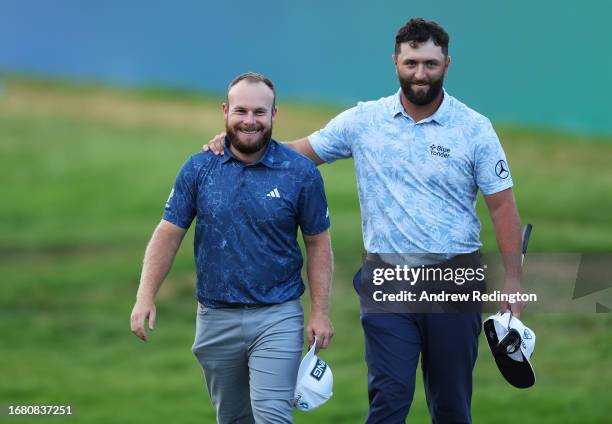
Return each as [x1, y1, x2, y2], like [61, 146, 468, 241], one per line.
[392, 54, 400, 76]
[222, 102, 229, 119]
[271, 106, 278, 122]
[444, 55, 451, 75]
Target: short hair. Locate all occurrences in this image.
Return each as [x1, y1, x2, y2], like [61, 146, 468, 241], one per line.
[394, 18, 450, 56]
[227, 72, 276, 108]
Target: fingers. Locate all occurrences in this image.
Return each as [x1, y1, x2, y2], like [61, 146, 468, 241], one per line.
[202, 133, 226, 155]
[130, 303, 155, 342]
[130, 311, 148, 342]
[499, 301, 525, 318]
[307, 327, 315, 350]
[148, 308, 156, 331]
[317, 330, 333, 350]
[211, 133, 226, 155]
[319, 323, 334, 350]
[307, 318, 334, 353]
[511, 301, 524, 318]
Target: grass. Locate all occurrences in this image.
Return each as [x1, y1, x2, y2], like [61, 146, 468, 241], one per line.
[1, 77, 611, 423]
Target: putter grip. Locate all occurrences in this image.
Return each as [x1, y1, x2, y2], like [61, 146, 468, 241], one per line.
[521, 224, 533, 254]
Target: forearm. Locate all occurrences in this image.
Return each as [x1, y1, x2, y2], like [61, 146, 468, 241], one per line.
[495, 221, 522, 282]
[136, 221, 186, 303]
[487, 191, 522, 281]
[284, 138, 324, 165]
[305, 234, 333, 316]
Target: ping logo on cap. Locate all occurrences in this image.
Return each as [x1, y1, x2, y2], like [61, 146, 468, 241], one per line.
[310, 359, 327, 381]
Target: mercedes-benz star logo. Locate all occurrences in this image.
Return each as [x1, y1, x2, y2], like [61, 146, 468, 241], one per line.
[495, 160, 509, 179]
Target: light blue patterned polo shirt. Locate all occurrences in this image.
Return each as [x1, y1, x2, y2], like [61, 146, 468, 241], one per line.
[309, 89, 513, 257]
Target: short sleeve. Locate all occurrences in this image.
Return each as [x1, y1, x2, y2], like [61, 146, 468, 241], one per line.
[297, 166, 331, 235]
[308, 106, 358, 163]
[474, 119, 514, 196]
[162, 157, 197, 229]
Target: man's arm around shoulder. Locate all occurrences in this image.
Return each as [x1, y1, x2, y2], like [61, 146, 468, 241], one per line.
[288, 138, 325, 165]
[303, 229, 334, 351]
[202, 133, 325, 165]
[130, 220, 187, 342]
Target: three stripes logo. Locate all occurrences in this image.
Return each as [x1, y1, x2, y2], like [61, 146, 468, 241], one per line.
[266, 188, 281, 198]
[165, 188, 175, 209]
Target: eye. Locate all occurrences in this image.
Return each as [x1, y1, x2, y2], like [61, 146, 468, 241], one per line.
[426, 61, 438, 68]
[255, 110, 266, 116]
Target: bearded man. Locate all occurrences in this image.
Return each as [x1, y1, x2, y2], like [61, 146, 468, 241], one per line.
[131, 72, 334, 424]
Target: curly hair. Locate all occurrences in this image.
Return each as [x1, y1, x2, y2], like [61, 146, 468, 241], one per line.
[394, 18, 450, 56]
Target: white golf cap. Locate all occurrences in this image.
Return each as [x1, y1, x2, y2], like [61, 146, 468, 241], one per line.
[293, 337, 333, 411]
[484, 311, 536, 388]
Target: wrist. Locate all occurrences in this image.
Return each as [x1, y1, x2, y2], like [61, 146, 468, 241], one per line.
[136, 294, 155, 304]
[310, 308, 329, 318]
[503, 280, 522, 290]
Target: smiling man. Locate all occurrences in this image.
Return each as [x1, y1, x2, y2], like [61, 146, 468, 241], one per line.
[131, 72, 333, 424]
[204, 19, 522, 423]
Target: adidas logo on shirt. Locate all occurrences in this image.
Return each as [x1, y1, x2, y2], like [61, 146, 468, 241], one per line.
[266, 188, 281, 198]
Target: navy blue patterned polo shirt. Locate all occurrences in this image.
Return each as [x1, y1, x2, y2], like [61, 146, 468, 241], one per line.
[163, 138, 330, 308]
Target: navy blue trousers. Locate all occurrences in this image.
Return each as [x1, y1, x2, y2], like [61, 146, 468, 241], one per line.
[361, 312, 481, 423]
[355, 270, 482, 423]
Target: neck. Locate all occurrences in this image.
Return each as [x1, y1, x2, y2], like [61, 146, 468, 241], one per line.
[229, 143, 267, 164]
[400, 89, 444, 122]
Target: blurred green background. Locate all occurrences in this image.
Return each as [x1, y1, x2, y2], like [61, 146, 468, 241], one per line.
[2, 1, 612, 422]
[1, 77, 611, 423]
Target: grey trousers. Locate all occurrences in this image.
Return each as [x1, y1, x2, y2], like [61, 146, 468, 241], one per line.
[192, 299, 304, 424]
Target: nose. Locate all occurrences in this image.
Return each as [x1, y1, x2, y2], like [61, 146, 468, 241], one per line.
[243, 111, 256, 125]
[414, 64, 426, 81]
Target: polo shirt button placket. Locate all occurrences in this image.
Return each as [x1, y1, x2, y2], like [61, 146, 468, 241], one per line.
[237, 165, 247, 208]
[242, 165, 250, 186]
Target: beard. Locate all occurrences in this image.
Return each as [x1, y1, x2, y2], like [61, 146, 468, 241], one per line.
[226, 122, 272, 154]
[399, 73, 445, 106]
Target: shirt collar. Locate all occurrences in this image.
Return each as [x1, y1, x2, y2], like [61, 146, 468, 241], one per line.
[391, 88, 452, 126]
[221, 136, 279, 168]
[391, 89, 406, 118]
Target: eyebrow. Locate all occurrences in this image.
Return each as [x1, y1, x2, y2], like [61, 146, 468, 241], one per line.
[403, 58, 440, 64]
[231, 106, 269, 112]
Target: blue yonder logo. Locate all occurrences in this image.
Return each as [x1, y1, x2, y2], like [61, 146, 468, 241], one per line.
[429, 144, 451, 158]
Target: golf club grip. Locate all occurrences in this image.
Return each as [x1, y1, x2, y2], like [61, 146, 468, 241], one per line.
[521, 224, 533, 255]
